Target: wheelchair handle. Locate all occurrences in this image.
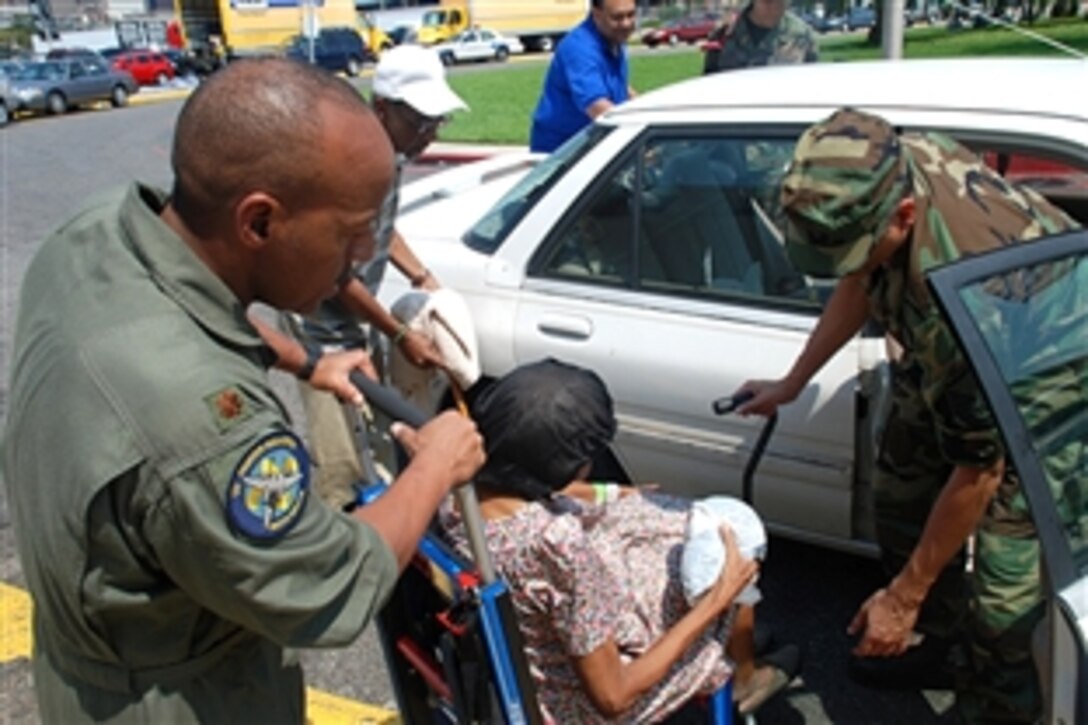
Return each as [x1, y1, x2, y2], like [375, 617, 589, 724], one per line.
[711, 389, 755, 416]
[348, 371, 497, 584]
[711, 390, 777, 505]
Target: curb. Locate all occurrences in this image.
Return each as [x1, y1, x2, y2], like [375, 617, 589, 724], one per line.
[129, 87, 195, 106]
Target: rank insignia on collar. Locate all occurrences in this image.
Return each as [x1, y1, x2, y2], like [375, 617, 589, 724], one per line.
[205, 385, 254, 433]
[227, 430, 310, 541]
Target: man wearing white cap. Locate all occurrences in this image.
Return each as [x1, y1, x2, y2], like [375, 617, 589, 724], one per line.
[277, 45, 470, 510]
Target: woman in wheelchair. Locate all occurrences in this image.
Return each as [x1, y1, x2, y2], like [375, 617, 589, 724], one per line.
[438, 359, 799, 722]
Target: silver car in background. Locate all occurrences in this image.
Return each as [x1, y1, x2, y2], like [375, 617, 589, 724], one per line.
[10, 58, 137, 116]
[0, 64, 12, 127]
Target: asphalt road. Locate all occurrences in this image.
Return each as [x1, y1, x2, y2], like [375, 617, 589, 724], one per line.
[0, 88, 959, 724]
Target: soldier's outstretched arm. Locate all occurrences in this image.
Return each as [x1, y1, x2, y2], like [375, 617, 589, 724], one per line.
[849, 459, 1004, 656]
[737, 271, 870, 416]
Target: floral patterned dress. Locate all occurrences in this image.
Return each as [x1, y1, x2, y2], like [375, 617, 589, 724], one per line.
[440, 492, 733, 724]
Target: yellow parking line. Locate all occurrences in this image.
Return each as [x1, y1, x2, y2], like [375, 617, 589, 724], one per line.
[0, 582, 32, 661]
[306, 688, 400, 724]
[0, 582, 398, 724]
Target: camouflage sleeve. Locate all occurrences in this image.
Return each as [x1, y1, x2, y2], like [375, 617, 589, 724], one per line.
[805, 28, 820, 62]
[702, 24, 728, 75]
[913, 308, 1005, 468]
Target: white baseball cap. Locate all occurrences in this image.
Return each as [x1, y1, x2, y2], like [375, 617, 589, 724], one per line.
[372, 45, 468, 118]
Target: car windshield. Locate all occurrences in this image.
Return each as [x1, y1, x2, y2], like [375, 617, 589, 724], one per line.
[17, 62, 66, 81]
[955, 249, 1088, 574]
[464, 125, 611, 254]
[422, 10, 444, 26]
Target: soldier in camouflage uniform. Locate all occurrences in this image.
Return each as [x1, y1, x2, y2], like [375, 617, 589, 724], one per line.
[703, 0, 819, 75]
[736, 108, 1079, 722]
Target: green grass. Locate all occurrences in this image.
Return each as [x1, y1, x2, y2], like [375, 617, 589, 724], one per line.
[819, 16, 1088, 61]
[441, 51, 703, 144]
[438, 18, 1088, 145]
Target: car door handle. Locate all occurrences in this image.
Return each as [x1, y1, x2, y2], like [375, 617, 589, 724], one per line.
[536, 313, 593, 340]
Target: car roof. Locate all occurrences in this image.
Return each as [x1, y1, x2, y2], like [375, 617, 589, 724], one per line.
[609, 58, 1088, 124]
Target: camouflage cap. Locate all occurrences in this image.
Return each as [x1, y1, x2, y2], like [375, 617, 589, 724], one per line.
[781, 108, 912, 278]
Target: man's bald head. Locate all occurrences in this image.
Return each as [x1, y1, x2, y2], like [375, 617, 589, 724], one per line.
[170, 58, 376, 234]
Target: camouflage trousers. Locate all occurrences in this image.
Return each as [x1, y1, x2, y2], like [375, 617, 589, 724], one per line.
[875, 360, 1043, 723]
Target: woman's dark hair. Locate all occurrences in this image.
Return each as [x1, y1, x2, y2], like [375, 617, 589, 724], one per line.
[470, 358, 616, 502]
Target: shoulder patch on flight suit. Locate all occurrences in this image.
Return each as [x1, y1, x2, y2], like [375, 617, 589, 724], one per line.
[227, 431, 310, 541]
[204, 386, 255, 433]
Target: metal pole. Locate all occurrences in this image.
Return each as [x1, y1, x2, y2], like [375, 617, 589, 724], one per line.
[882, 0, 905, 59]
[307, 0, 315, 64]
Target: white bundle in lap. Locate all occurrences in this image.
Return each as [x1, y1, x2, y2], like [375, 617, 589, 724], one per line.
[680, 496, 767, 607]
[389, 288, 481, 413]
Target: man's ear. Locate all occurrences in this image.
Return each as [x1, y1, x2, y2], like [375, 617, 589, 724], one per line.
[236, 192, 280, 251]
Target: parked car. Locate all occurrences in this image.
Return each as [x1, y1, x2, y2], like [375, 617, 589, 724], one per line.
[97, 46, 126, 61]
[109, 48, 175, 86]
[641, 14, 719, 48]
[44, 47, 104, 62]
[949, 2, 991, 28]
[0, 65, 11, 127]
[927, 229, 1088, 724]
[285, 27, 370, 76]
[387, 24, 418, 46]
[433, 28, 524, 65]
[376, 58, 1088, 555]
[807, 12, 849, 32]
[161, 48, 202, 78]
[846, 5, 877, 30]
[9, 58, 138, 115]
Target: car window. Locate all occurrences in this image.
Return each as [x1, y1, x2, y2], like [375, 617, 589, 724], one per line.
[536, 134, 830, 313]
[463, 124, 612, 254]
[69, 62, 85, 78]
[980, 149, 1088, 226]
[85, 60, 106, 75]
[938, 242, 1088, 578]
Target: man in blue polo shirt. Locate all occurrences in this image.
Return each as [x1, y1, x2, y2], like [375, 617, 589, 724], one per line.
[529, 0, 637, 153]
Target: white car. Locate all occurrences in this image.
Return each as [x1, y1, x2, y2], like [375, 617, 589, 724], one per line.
[381, 58, 1088, 556]
[433, 28, 524, 65]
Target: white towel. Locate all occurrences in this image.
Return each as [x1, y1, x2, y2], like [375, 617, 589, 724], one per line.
[680, 496, 767, 607]
[389, 288, 481, 413]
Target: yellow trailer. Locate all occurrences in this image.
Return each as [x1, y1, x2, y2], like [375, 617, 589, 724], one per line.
[416, 0, 588, 50]
[174, 0, 359, 56]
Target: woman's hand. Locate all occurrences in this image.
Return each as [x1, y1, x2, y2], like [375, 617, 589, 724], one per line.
[704, 524, 758, 614]
[399, 329, 445, 369]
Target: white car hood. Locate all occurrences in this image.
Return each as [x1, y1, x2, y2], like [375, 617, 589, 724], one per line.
[379, 151, 538, 306]
[396, 151, 538, 245]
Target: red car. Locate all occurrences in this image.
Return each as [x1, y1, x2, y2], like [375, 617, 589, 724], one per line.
[641, 14, 719, 48]
[110, 49, 175, 86]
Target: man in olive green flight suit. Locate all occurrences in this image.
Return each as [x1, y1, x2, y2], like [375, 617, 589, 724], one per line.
[1, 58, 484, 722]
[737, 108, 1078, 722]
[703, 0, 819, 75]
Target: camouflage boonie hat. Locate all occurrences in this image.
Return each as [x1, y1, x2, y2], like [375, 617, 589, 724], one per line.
[781, 108, 913, 278]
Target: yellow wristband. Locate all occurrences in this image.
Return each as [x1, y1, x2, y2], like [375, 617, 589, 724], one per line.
[392, 322, 409, 345]
[593, 483, 619, 504]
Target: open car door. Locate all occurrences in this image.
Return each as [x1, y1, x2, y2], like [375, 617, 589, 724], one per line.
[928, 229, 1088, 724]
